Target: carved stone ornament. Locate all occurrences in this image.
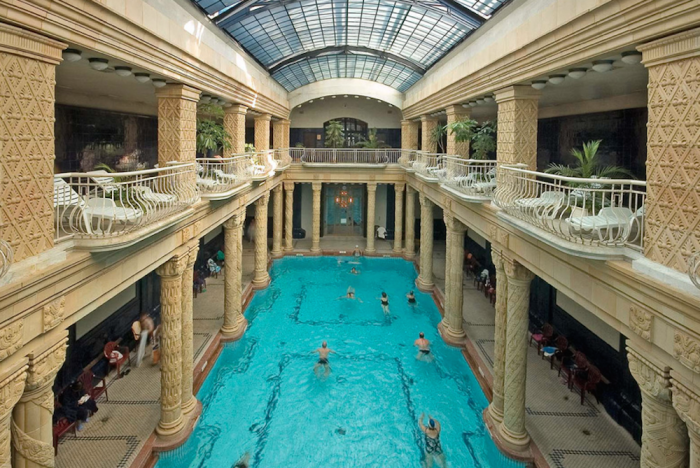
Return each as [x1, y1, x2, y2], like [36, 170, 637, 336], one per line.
[0, 320, 23, 362]
[627, 348, 670, 401]
[629, 304, 653, 342]
[26, 339, 67, 392]
[181, 220, 202, 242]
[11, 419, 54, 468]
[42, 296, 66, 332]
[156, 254, 189, 279]
[672, 378, 700, 435]
[673, 330, 700, 373]
[0, 365, 27, 419]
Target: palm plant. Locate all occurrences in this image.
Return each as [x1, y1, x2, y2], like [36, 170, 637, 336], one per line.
[324, 120, 345, 148]
[356, 129, 389, 148]
[545, 140, 635, 179]
[472, 120, 497, 160]
[430, 124, 447, 153]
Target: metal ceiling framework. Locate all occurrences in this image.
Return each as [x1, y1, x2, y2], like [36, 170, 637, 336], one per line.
[192, 0, 509, 92]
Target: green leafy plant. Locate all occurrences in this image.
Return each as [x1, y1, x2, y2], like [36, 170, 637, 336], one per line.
[245, 143, 256, 153]
[545, 140, 635, 179]
[295, 142, 305, 148]
[324, 120, 345, 148]
[430, 124, 447, 153]
[356, 129, 389, 148]
[196, 103, 231, 156]
[448, 118, 478, 144]
[472, 120, 497, 160]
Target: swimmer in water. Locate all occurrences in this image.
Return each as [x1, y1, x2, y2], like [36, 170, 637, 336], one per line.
[406, 290, 416, 304]
[338, 286, 363, 303]
[233, 453, 250, 468]
[352, 245, 362, 257]
[378, 292, 390, 314]
[313, 341, 336, 377]
[419, 413, 446, 468]
[414, 332, 433, 361]
[350, 267, 359, 275]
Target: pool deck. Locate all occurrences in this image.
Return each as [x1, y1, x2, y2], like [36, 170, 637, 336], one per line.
[55, 237, 639, 468]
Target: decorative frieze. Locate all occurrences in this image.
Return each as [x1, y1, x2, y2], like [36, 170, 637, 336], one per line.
[0, 320, 23, 362]
[629, 304, 654, 342]
[42, 296, 66, 332]
[673, 330, 700, 373]
[181, 220, 203, 243]
[494, 86, 541, 170]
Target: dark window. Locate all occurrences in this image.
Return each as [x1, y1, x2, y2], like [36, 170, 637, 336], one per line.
[324, 118, 368, 147]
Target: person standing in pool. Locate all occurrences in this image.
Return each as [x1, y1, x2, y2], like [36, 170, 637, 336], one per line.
[313, 341, 336, 376]
[419, 413, 446, 468]
[414, 332, 432, 361]
[352, 245, 362, 257]
[406, 291, 416, 304]
[378, 292, 390, 314]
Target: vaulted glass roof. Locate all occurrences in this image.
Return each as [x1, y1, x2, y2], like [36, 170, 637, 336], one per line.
[192, 0, 509, 92]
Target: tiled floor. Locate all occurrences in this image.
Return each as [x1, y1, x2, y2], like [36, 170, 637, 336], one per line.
[55, 237, 640, 468]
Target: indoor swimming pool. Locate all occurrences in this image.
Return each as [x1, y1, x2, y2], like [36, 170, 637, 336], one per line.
[157, 257, 523, 468]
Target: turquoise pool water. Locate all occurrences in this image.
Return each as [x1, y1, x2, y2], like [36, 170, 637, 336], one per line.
[157, 257, 523, 468]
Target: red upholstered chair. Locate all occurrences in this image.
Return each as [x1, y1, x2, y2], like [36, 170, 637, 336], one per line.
[104, 342, 130, 378]
[549, 335, 569, 369]
[79, 370, 108, 402]
[53, 400, 76, 455]
[572, 364, 602, 405]
[530, 323, 554, 354]
[560, 351, 588, 388]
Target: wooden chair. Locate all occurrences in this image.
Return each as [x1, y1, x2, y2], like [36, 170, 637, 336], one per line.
[79, 370, 108, 402]
[53, 399, 76, 455]
[572, 364, 602, 405]
[549, 335, 569, 369]
[559, 351, 588, 388]
[530, 323, 554, 355]
[104, 342, 130, 378]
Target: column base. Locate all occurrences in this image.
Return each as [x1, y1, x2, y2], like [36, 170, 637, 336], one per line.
[284, 245, 294, 252]
[499, 424, 531, 454]
[310, 245, 321, 253]
[156, 414, 185, 438]
[487, 400, 504, 425]
[365, 248, 376, 254]
[482, 408, 534, 463]
[403, 252, 416, 261]
[252, 273, 271, 289]
[271, 249, 284, 258]
[415, 276, 434, 292]
[220, 318, 248, 342]
[181, 395, 198, 415]
[154, 401, 202, 452]
[438, 320, 466, 347]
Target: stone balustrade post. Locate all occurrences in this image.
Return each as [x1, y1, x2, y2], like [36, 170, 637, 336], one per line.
[222, 211, 247, 340]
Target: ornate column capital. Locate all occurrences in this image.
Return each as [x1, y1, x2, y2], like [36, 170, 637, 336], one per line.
[254, 113, 272, 122]
[367, 182, 377, 193]
[493, 85, 541, 104]
[445, 104, 470, 119]
[284, 181, 295, 192]
[503, 257, 534, 284]
[419, 192, 432, 207]
[25, 338, 68, 394]
[443, 213, 466, 234]
[312, 181, 323, 191]
[491, 247, 504, 271]
[672, 378, 700, 436]
[420, 115, 438, 123]
[0, 364, 27, 420]
[272, 183, 283, 193]
[224, 104, 247, 115]
[156, 254, 189, 279]
[155, 83, 201, 102]
[186, 244, 199, 268]
[224, 211, 246, 230]
[627, 347, 671, 402]
[255, 192, 270, 206]
[406, 185, 416, 195]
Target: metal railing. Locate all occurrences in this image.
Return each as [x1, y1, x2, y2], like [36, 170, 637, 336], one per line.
[413, 152, 443, 181]
[438, 157, 498, 201]
[272, 149, 292, 170]
[397, 150, 419, 170]
[195, 155, 252, 197]
[494, 165, 647, 250]
[250, 150, 278, 180]
[298, 148, 397, 165]
[53, 163, 198, 242]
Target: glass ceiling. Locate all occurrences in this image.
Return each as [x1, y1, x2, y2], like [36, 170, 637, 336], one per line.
[193, 0, 508, 92]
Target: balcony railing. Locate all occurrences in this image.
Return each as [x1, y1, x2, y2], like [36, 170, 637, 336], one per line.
[250, 150, 278, 180]
[298, 148, 399, 167]
[438, 157, 498, 202]
[397, 150, 418, 171]
[272, 149, 292, 170]
[494, 165, 646, 252]
[54, 164, 198, 249]
[196, 155, 253, 200]
[413, 152, 443, 182]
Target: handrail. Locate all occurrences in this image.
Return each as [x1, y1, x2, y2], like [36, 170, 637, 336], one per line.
[413, 152, 445, 181]
[298, 148, 394, 165]
[195, 154, 252, 195]
[438, 157, 498, 201]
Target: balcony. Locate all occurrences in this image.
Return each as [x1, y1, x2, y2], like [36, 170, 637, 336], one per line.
[494, 165, 646, 259]
[272, 149, 292, 171]
[437, 156, 497, 202]
[412, 152, 443, 182]
[196, 155, 253, 200]
[297, 148, 400, 167]
[53, 164, 199, 251]
[250, 151, 279, 181]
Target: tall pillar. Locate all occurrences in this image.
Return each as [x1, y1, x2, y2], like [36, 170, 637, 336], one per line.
[416, 194, 434, 290]
[493, 86, 540, 170]
[155, 255, 188, 437]
[1, 363, 27, 468]
[180, 244, 198, 416]
[393, 183, 405, 253]
[421, 115, 438, 152]
[366, 183, 377, 253]
[311, 182, 322, 253]
[0, 24, 64, 262]
[221, 211, 247, 339]
[639, 28, 700, 274]
[500, 259, 534, 452]
[271, 184, 284, 257]
[440, 213, 467, 346]
[254, 114, 271, 151]
[252, 193, 271, 288]
[284, 182, 295, 251]
[224, 104, 247, 154]
[627, 348, 688, 468]
[488, 248, 508, 424]
[12, 336, 68, 468]
[672, 378, 700, 468]
[401, 120, 419, 149]
[404, 186, 416, 259]
[445, 104, 471, 157]
[156, 84, 200, 165]
[273, 119, 290, 149]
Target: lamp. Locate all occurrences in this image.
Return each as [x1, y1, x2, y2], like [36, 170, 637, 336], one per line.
[462, 103, 470, 108]
[134, 73, 151, 83]
[484, 96, 494, 102]
[200, 94, 212, 103]
[114, 66, 132, 77]
[469, 101, 477, 107]
[476, 99, 485, 105]
[568, 68, 587, 79]
[62, 49, 82, 62]
[592, 60, 614, 72]
[152, 79, 166, 88]
[88, 58, 109, 71]
[531, 80, 547, 90]
[548, 75, 566, 85]
[621, 51, 643, 65]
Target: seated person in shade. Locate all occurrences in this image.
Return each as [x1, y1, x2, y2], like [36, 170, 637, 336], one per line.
[406, 290, 416, 304]
[59, 381, 99, 431]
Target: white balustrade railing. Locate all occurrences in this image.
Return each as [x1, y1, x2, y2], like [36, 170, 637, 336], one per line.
[0, 239, 13, 280]
[290, 148, 304, 162]
[299, 148, 394, 165]
[438, 157, 498, 201]
[398, 149, 419, 170]
[196, 155, 252, 196]
[249, 150, 278, 180]
[413, 152, 443, 181]
[272, 149, 292, 169]
[494, 165, 646, 250]
[54, 163, 198, 241]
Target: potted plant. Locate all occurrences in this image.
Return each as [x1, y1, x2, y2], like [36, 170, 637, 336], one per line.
[196, 103, 231, 157]
[245, 143, 256, 153]
[356, 129, 389, 148]
[446, 118, 497, 159]
[324, 120, 345, 148]
[430, 124, 447, 153]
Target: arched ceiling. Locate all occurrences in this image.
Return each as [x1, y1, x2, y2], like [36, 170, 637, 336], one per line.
[191, 0, 509, 92]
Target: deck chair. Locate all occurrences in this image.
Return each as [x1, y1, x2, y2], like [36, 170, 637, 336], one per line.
[90, 170, 119, 194]
[130, 185, 176, 204]
[84, 197, 142, 234]
[565, 207, 635, 241]
[54, 177, 92, 234]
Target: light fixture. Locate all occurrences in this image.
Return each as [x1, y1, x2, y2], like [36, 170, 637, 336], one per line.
[484, 96, 494, 103]
[320, 97, 324, 100]
[134, 73, 151, 83]
[388, 104, 393, 108]
[88, 58, 109, 71]
[469, 101, 477, 107]
[332, 96, 337, 98]
[297, 104, 302, 108]
[114, 66, 132, 77]
[217, 98, 226, 105]
[152, 79, 166, 88]
[224, 102, 233, 108]
[476, 98, 485, 105]
[568, 68, 587, 79]
[592, 60, 614, 72]
[462, 103, 469, 108]
[531, 80, 547, 90]
[62, 49, 82, 62]
[354, 95, 359, 98]
[548, 74, 566, 85]
[343, 95, 348, 97]
[621, 51, 643, 65]
[200, 95, 211, 103]
[309, 99, 314, 103]
[377, 99, 381, 102]
[366, 97, 370, 100]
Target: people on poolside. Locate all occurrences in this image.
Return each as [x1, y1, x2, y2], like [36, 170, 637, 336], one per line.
[233, 453, 250, 468]
[338, 286, 362, 302]
[57, 381, 99, 432]
[407, 290, 416, 304]
[414, 332, 433, 361]
[350, 267, 359, 275]
[313, 341, 336, 376]
[134, 312, 155, 367]
[419, 413, 446, 468]
[379, 292, 390, 314]
[352, 245, 362, 257]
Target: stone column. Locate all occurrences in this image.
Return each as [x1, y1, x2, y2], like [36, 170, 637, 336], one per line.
[155, 255, 188, 437]
[393, 183, 405, 253]
[180, 244, 198, 416]
[627, 348, 688, 468]
[1, 364, 27, 468]
[500, 260, 534, 452]
[254, 114, 271, 151]
[421, 115, 438, 152]
[0, 24, 64, 262]
[156, 84, 200, 165]
[12, 337, 68, 468]
[488, 248, 508, 424]
[404, 186, 416, 259]
[284, 182, 295, 251]
[311, 182, 322, 253]
[224, 104, 247, 154]
[416, 193, 434, 290]
[271, 184, 284, 257]
[273, 119, 290, 149]
[639, 28, 700, 274]
[440, 213, 467, 345]
[672, 378, 700, 468]
[252, 192, 271, 288]
[222, 211, 248, 339]
[446, 104, 471, 157]
[493, 86, 540, 170]
[401, 120, 419, 149]
[366, 183, 378, 254]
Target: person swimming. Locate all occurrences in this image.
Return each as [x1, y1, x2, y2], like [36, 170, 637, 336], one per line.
[338, 286, 362, 302]
[379, 292, 389, 314]
[350, 267, 359, 275]
[233, 453, 250, 468]
[313, 341, 336, 377]
[414, 332, 433, 361]
[407, 290, 416, 304]
[419, 413, 446, 468]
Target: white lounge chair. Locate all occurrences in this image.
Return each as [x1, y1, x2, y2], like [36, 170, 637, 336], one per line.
[54, 177, 91, 233]
[131, 185, 176, 204]
[90, 170, 119, 194]
[84, 198, 142, 234]
[516, 191, 566, 208]
[566, 206, 642, 242]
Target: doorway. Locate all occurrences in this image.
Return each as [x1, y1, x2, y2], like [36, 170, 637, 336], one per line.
[323, 184, 364, 236]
